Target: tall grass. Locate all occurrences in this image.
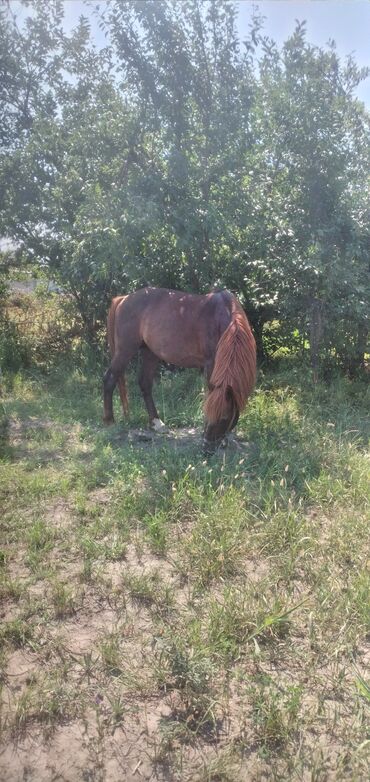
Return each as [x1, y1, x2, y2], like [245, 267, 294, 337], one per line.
[1, 353, 369, 781]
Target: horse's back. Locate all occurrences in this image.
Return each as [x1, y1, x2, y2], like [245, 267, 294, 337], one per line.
[109, 287, 239, 367]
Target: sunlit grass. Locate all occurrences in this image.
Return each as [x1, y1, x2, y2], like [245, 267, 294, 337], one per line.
[1, 358, 369, 780]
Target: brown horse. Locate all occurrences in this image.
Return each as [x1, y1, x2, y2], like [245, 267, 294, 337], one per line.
[103, 287, 256, 451]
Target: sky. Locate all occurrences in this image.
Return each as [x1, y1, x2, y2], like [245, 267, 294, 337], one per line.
[60, 0, 370, 105]
[237, 1, 370, 105]
[8, 0, 370, 105]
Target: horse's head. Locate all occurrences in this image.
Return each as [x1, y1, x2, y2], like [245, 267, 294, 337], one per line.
[203, 389, 239, 454]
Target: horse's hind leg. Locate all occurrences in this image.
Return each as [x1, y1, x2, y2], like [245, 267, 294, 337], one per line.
[117, 376, 128, 415]
[103, 363, 120, 424]
[103, 345, 138, 424]
[138, 346, 163, 430]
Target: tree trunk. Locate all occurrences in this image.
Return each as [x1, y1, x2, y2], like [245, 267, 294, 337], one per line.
[348, 322, 368, 378]
[309, 298, 324, 383]
[246, 309, 268, 364]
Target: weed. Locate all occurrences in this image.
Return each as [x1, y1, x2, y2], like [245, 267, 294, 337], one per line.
[13, 671, 78, 731]
[50, 579, 76, 619]
[99, 630, 123, 676]
[0, 619, 34, 651]
[107, 693, 125, 728]
[207, 585, 305, 660]
[25, 518, 54, 572]
[124, 570, 174, 613]
[179, 488, 248, 586]
[249, 677, 302, 748]
[0, 574, 24, 601]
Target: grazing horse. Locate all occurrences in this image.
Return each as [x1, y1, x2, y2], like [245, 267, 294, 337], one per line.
[103, 287, 256, 451]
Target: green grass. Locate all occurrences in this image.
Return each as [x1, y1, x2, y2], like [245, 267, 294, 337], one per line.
[0, 357, 369, 780]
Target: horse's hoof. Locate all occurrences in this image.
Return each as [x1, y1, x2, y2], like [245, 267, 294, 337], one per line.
[150, 418, 168, 433]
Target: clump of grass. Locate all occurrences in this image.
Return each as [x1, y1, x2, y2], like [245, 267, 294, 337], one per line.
[355, 670, 370, 706]
[107, 692, 126, 729]
[50, 579, 76, 619]
[154, 634, 218, 735]
[79, 554, 93, 582]
[142, 508, 168, 554]
[0, 402, 10, 457]
[312, 562, 370, 654]
[207, 585, 305, 660]
[177, 488, 249, 586]
[13, 671, 78, 732]
[195, 749, 241, 782]
[249, 677, 302, 749]
[0, 574, 25, 601]
[99, 629, 123, 676]
[0, 618, 34, 651]
[124, 570, 174, 614]
[103, 533, 127, 562]
[25, 518, 54, 572]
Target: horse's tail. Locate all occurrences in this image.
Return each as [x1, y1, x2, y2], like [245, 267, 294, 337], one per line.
[204, 297, 256, 423]
[107, 296, 129, 414]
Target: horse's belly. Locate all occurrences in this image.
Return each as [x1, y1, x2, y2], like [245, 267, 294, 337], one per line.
[148, 341, 203, 368]
[143, 328, 203, 368]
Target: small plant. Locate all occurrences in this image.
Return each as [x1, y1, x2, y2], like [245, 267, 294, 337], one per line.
[0, 618, 34, 650]
[69, 650, 100, 684]
[249, 678, 302, 749]
[107, 693, 125, 729]
[13, 672, 77, 731]
[50, 580, 76, 619]
[354, 669, 370, 705]
[0, 574, 24, 601]
[0, 401, 10, 456]
[79, 554, 93, 582]
[178, 488, 248, 586]
[26, 519, 54, 571]
[195, 749, 240, 782]
[207, 586, 304, 660]
[99, 630, 123, 676]
[155, 635, 218, 735]
[142, 509, 168, 554]
[104, 534, 127, 562]
[124, 570, 174, 614]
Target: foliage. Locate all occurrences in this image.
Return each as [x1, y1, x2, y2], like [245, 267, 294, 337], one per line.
[0, 0, 369, 371]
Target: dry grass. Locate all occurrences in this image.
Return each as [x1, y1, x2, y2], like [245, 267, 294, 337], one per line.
[0, 358, 369, 781]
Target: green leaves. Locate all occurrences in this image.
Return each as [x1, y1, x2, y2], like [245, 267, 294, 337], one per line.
[1, 2, 369, 367]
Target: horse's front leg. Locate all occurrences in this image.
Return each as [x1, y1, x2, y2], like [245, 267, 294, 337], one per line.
[138, 347, 166, 431]
[203, 358, 216, 450]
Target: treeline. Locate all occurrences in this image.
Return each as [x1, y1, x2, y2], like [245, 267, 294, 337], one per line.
[0, 0, 369, 373]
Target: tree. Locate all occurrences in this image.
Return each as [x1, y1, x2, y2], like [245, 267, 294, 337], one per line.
[234, 22, 370, 371]
[0, 1, 369, 370]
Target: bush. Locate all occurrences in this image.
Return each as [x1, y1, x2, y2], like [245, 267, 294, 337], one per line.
[0, 285, 91, 372]
[0, 281, 32, 372]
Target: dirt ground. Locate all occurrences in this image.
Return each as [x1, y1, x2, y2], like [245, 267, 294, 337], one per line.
[1, 408, 369, 782]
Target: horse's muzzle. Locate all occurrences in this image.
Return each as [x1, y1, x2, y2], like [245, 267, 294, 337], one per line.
[202, 435, 227, 456]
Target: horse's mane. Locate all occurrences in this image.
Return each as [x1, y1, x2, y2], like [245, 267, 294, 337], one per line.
[204, 298, 256, 423]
